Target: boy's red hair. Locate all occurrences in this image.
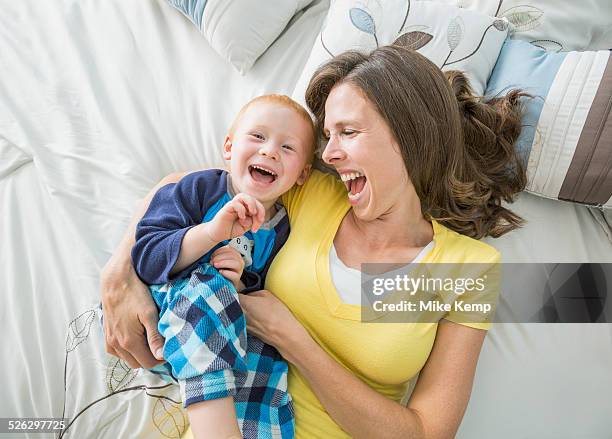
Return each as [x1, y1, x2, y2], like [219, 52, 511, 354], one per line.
[229, 94, 316, 160]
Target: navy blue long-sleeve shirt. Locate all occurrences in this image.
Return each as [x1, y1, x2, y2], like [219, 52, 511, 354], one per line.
[131, 169, 289, 293]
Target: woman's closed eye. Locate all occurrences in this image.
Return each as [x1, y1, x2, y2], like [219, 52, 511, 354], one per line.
[322, 129, 356, 139]
[282, 144, 295, 151]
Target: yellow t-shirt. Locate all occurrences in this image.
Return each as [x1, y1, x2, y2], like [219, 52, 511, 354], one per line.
[264, 170, 501, 439]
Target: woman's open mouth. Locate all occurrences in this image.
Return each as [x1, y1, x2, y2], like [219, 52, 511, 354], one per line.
[341, 172, 367, 204]
[249, 164, 277, 184]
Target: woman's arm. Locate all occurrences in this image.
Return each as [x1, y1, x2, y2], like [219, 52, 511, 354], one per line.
[290, 322, 484, 439]
[241, 291, 485, 439]
[403, 321, 486, 438]
[100, 171, 189, 368]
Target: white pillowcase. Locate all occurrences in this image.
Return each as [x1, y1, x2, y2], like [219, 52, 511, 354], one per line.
[167, 0, 314, 73]
[292, 0, 510, 102]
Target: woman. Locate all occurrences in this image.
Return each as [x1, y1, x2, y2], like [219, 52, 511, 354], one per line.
[101, 46, 526, 438]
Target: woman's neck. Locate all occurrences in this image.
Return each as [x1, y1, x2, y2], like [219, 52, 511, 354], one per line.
[334, 208, 433, 270]
[347, 209, 433, 251]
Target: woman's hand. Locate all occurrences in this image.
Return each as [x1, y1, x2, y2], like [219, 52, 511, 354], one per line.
[239, 290, 312, 364]
[100, 254, 165, 369]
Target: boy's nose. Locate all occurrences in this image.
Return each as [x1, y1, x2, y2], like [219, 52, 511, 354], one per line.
[258, 143, 280, 160]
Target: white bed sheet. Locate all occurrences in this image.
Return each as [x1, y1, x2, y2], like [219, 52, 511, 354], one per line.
[1, 1, 611, 438]
[1, 1, 330, 438]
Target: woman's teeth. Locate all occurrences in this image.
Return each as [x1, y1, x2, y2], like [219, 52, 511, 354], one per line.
[340, 171, 367, 201]
[340, 171, 364, 182]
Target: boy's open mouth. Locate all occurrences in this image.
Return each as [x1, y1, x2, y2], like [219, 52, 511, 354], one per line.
[249, 165, 277, 184]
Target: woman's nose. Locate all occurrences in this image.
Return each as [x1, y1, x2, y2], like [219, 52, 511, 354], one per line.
[322, 136, 346, 164]
[258, 143, 279, 160]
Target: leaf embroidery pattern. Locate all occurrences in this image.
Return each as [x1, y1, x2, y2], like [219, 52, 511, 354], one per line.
[405, 24, 430, 33]
[530, 39, 563, 52]
[106, 357, 138, 393]
[320, 31, 334, 57]
[398, 0, 411, 33]
[501, 5, 544, 32]
[443, 21, 500, 67]
[442, 16, 465, 66]
[58, 308, 180, 439]
[495, 0, 504, 17]
[66, 310, 95, 352]
[319, 17, 334, 58]
[447, 16, 465, 51]
[153, 398, 187, 439]
[493, 19, 509, 31]
[394, 31, 434, 51]
[59, 382, 180, 439]
[349, 7, 379, 46]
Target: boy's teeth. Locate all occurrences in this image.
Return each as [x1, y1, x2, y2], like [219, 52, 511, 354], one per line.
[252, 165, 276, 176]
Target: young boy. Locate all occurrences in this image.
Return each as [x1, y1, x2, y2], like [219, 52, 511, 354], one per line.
[131, 95, 315, 439]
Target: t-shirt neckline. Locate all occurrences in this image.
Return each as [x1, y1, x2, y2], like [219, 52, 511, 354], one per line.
[315, 207, 446, 321]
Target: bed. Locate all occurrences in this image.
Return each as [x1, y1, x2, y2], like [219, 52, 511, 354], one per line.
[1, 1, 611, 438]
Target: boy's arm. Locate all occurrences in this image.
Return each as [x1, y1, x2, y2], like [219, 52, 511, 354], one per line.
[171, 222, 219, 276]
[187, 397, 242, 439]
[175, 193, 267, 276]
[132, 171, 222, 284]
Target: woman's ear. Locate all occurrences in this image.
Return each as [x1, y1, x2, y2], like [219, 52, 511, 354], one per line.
[223, 135, 232, 161]
[296, 163, 312, 185]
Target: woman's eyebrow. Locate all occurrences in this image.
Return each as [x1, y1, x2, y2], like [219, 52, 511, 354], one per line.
[324, 119, 358, 131]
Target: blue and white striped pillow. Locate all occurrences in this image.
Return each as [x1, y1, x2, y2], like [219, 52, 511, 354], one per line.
[486, 40, 612, 208]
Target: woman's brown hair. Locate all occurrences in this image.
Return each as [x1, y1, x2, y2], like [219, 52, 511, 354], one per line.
[305, 45, 528, 239]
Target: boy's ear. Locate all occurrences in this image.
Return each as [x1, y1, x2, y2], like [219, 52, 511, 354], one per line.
[223, 135, 232, 160]
[296, 163, 312, 185]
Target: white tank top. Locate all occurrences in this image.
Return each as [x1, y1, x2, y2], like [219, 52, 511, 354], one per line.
[329, 241, 435, 305]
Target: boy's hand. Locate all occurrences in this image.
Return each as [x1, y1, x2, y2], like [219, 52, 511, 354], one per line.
[207, 193, 266, 243]
[211, 245, 246, 291]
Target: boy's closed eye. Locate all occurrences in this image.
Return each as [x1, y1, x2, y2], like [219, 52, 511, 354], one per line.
[250, 132, 265, 140]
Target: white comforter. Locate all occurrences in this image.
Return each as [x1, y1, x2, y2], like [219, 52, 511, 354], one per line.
[1, 1, 611, 438]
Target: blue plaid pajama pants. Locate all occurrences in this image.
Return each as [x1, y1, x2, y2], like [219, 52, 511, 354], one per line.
[149, 263, 294, 439]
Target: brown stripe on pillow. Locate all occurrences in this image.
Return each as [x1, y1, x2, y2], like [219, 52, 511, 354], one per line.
[559, 52, 612, 205]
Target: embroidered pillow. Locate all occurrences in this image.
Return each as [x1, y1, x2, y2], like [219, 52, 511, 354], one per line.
[423, 0, 612, 52]
[292, 0, 510, 102]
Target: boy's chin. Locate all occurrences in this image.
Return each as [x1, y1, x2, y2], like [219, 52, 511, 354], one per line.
[238, 186, 278, 204]
[246, 178, 291, 196]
